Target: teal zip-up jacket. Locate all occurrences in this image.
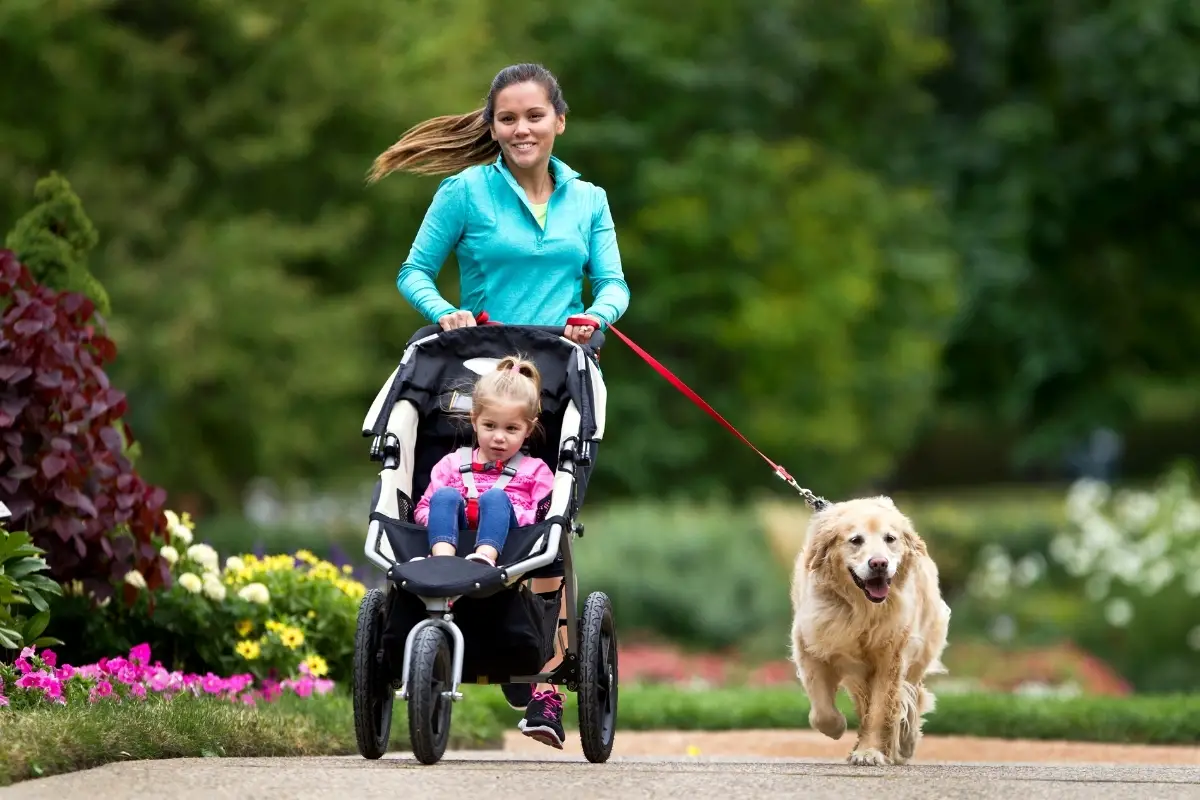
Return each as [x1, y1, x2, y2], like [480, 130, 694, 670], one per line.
[396, 154, 630, 329]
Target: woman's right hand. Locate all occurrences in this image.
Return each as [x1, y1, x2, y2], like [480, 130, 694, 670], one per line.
[438, 310, 477, 331]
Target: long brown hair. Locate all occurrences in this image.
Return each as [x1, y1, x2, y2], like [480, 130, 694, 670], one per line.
[367, 63, 569, 182]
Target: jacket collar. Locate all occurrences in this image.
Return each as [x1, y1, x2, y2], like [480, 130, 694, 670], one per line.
[492, 153, 579, 195]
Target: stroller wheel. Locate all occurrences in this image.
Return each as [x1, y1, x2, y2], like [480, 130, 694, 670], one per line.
[407, 625, 454, 765]
[353, 588, 394, 759]
[577, 591, 618, 763]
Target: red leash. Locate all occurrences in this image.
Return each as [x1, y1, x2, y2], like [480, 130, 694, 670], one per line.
[470, 311, 827, 510]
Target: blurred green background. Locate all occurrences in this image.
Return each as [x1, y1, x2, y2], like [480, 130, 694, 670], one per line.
[3, 0, 1198, 695]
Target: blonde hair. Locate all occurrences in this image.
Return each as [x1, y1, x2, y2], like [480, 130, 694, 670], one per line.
[471, 355, 543, 427]
[367, 63, 569, 182]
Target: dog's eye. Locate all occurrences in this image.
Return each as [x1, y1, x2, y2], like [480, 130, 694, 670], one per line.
[849, 535, 864, 546]
[884, 533, 897, 543]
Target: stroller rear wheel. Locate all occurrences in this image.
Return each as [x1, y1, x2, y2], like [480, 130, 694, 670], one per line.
[407, 624, 454, 765]
[353, 588, 394, 759]
[577, 591, 618, 763]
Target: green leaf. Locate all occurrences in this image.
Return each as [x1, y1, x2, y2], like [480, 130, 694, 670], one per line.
[7, 556, 48, 580]
[23, 586, 48, 613]
[0, 625, 22, 650]
[21, 574, 63, 596]
[22, 609, 49, 643]
[32, 636, 65, 647]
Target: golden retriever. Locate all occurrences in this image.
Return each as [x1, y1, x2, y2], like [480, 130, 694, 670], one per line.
[788, 496, 950, 766]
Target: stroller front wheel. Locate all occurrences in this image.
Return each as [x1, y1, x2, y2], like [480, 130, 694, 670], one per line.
[577, 591, 618, 763]
[407, 624, 454, 765]
[353, 588, 394, 759]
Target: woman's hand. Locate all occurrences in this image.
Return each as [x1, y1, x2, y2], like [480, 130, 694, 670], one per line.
[564, 314, 600, 343]
[438, 310, 477, 331]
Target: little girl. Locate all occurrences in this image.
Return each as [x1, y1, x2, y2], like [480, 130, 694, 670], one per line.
[412, 354, 555, 567]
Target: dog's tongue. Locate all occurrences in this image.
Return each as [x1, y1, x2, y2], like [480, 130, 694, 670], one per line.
[865, 578, 890, 600]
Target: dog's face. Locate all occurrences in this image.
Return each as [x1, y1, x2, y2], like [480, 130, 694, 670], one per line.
[805, 496, 925, 604]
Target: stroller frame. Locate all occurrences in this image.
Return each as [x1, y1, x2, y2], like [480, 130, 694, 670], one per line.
[354, 322, 617, 765]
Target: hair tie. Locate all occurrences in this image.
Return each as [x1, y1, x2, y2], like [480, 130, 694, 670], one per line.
[510, 365, 521, 374]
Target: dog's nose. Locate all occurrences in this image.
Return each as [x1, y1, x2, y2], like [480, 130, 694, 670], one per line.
[868, 557, 889, 573]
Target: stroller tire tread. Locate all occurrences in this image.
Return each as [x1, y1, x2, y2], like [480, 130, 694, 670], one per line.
[408, 624, 454, 765]
[352, 588, 393, 760]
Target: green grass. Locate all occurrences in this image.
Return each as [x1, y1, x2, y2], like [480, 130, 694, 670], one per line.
[3, 683, 1196, 786]
[464, 684, 1200, 746]
[0, 689, 502, 787]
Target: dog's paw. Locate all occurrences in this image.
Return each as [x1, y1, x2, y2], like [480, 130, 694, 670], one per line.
[809, 708, 847, 740]
[847, 748, 890, 767]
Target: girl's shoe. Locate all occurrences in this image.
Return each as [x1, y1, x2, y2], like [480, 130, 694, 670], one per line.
[518, 689, 565, 749]
[464, 552, 496, 567]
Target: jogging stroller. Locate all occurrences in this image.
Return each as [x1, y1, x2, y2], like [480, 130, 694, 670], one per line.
[354, 321, 618, 765]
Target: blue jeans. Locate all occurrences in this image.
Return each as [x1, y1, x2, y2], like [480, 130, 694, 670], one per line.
[426, 486, 518, 554]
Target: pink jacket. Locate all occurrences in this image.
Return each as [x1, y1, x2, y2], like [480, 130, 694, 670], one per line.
[413, 448, 555, 527]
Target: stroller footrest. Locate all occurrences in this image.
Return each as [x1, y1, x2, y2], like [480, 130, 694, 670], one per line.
[388, 556, 508, 597]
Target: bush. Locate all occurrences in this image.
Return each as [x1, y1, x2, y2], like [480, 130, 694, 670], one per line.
[0, 525, 63, 653]
[959, 462, 1200, 692]
[0, 249, 170, 604]
[574, 500, 795, 657]
[3, 173, 110, 317]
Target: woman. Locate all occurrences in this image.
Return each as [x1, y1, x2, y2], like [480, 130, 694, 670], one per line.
[368, 63, 629, 750]
[370, 62, 629, 346]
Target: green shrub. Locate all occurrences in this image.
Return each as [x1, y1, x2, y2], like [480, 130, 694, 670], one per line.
[0, 525, 63, 654]
[959, 461, 1200, 693]
[574, 500, 795, 657]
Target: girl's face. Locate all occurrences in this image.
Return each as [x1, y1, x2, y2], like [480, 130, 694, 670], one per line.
[473, 400, 533, 463]
[490, 81, 565, 174]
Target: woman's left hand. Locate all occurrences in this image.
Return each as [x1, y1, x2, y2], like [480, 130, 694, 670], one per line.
[564, 314, 600, 343]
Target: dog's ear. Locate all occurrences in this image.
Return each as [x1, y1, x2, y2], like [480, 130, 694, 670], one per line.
[901, 523, 927, 557]
[804, 512, 839, 573]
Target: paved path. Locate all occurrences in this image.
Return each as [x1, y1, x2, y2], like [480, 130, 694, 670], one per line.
[3, 732, 1198, 800]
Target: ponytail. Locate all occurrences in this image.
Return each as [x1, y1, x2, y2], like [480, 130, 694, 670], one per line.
[367, 109, 500, 182]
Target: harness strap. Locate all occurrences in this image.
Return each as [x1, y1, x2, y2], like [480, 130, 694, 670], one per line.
[457, 447, 524, 528]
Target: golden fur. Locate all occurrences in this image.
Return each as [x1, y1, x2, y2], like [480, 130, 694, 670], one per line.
[788, 496, 950, 766]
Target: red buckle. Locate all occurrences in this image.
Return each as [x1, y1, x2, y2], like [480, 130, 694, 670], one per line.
[465, 497, 479, 529]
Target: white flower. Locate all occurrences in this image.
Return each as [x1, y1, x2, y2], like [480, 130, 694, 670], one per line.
[1104, 597, 1133, 628]
[225, 556, 245, 572]
[237, 582, 270, 605]
[170, 523, 194, 547]
[178, 572, 203, 594]
[160, 545, 179, 565]
[123, 569, 147, 589]
[187, 543, 219, 572]
[202, 575, 226, 602]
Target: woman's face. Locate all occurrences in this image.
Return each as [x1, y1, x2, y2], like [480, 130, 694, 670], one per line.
[490, 81, 565, 173]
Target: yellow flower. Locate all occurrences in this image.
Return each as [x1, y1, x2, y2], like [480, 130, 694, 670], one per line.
[265, 619, 285, 633]
[235, 619, 254, 637]
[236, 639, 261, 660]
[303, 654, 329, 677]
[306, 609, 317, 619]
[295, 549, 319, 565]
[342, 564, 353, 575]
[280, 626, 305, 650]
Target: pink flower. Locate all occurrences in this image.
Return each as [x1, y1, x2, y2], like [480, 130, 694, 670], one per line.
[95, 680, 113, 698]
[0, 693, 8, 707]
[128, 643, 151, 667]
[240, 692, 257, 707]
[15, 673, 43, 690]
[148, 669, 172, 692]
[44, 681, 63, 702]
[200, 674, 225, 695]
[14, 657, 32, 676]
[38, 649, 58, 668]
[19, 646, 35, 660]
[130, 683, 147, 700]
[56, 665, 74, 681]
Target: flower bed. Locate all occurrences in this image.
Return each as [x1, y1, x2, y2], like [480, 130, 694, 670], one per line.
[0, 644, 334, 710]
[47, 510, 366, 686]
